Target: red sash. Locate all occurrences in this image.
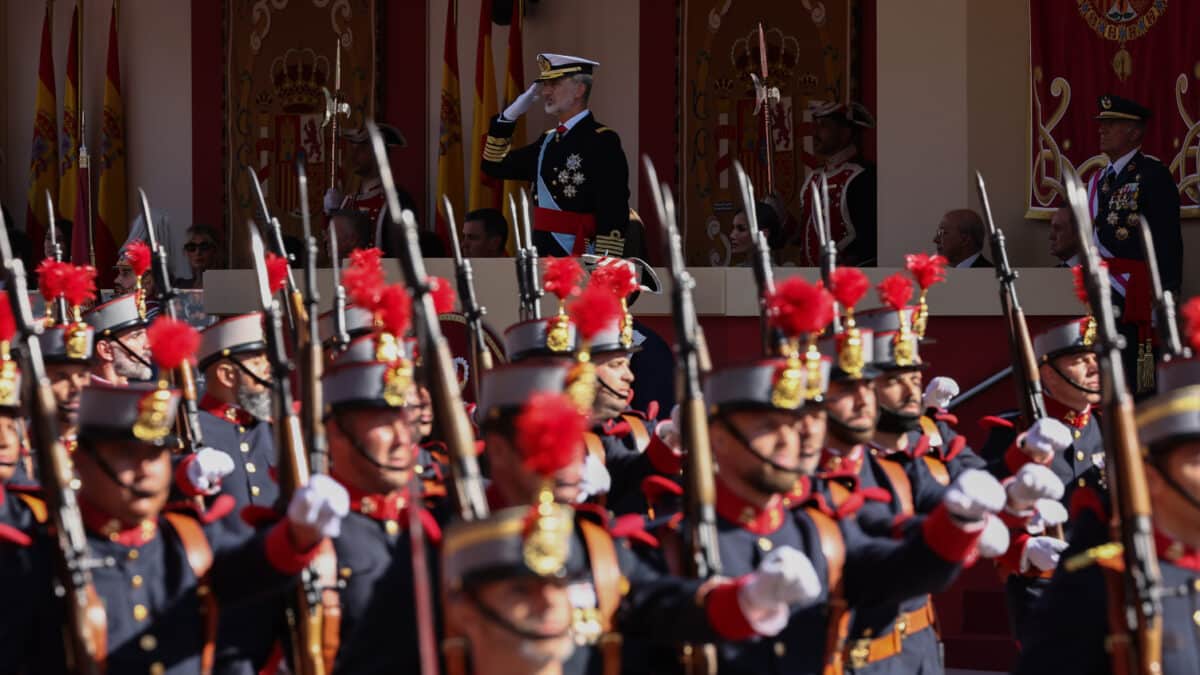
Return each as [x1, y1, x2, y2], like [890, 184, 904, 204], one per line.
[534, 207, 597, 256]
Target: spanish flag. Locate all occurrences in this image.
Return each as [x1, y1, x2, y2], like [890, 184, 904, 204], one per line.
[468, 0, 500, 211]
[59, 3, 81, 225]
[96, 1, 127, 286]
[436, 0, 466, 250]
[500, 0, 526, 255]
[25, 0, 59, 247]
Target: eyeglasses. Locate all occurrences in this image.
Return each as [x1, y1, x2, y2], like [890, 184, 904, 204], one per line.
[184, 242, 215, 253]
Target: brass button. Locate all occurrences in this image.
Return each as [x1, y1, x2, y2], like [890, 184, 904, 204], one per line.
[1193, 579, 1200, 592]
[340, 567, 353, 579]
[251, 486, 261, 497]
[385, 520, 400, 536]
[128, 549, 139, 561]
[131, 574, 144, 589]
[133, 604, 149, 621]
[1076, 451, 1085, 462]
[237, 426, 246, 433]
[757, 537, 773, 552]
[139, 634, 157, 651]
[150, 662, 165, 675]
[774, 641, 786, 657]
[1193, 610, 1200, 626]
[1073, 430, 1081, 439]
[240, 442, 250, 453]
[1078, 478, 1087, 488]
[246, 462, 257, 474]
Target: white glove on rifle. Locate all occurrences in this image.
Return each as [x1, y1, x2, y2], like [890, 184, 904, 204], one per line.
[1021, 536, 1068, 573]
[738, 546, 822, 635]
[943, 469, 1006, 523]
[577, 454, 612, 502]
[1006, 464, 1065, 513]
[323, 187, 344, 214]
[1020, 418, 1073, 464]
[287, 474, 351, 539]
[922, 376, 960, 411]
[186, 447, 236, 496]
[976, 514, 1011, 558]
[502, 83, 540, 121]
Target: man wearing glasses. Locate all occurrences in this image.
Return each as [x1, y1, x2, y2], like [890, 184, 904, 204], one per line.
[176, 224, 223, 289]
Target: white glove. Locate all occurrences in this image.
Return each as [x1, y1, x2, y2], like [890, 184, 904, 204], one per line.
[502, 83, 540, 121]
[654, 404, 683, 452]
[738, 546, 822, 636]
[1006, 464, 1065, 513]
[1021, 536, 1068, 573]
[976, 514, 1012, 558]
[287, 474, 351, 539]
[577, 454, 612, 502]
[1026, 499, 1068, 535]
[943, 469, 1007, 523]
[323, 188, 344, 214]
[186, 447, 236, 495]
[1020, 418, 1073, 463]
[922, 376, 960, 411]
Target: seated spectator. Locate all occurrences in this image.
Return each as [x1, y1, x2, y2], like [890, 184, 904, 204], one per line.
[324, 208, 373, 262]
[934, 209, 993, 268]
[175, 224, 222, 289]
[461, 208, 509, 257]
[113, 243, 155, 298]
[729, 200, 781, 267]
[1047, 206, 1079, 267]
[44, 218, 72, 260]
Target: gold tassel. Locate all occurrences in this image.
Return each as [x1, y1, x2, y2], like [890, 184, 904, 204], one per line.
[546, 305, 572, 353]
[566, 343, 597, 412]
[771, 338, 805, 409]
[839, 307, 864, 378]
[914, 289, 930, 339]
[1136, 339, 1155, 394]
[619, 298, 634, 349]
[803, 334, 823, 401]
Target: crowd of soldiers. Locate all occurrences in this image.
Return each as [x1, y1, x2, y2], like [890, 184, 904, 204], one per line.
[0, 52, 1197, 675]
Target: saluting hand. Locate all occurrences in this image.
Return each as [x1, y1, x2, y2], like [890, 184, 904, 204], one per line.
[502, 83, 541, 121]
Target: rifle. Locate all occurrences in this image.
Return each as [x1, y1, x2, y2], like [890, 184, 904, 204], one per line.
[0, 205, 105, 674]
[137, 189, 205, 456]
[731, 160, 784, 357]
[44, 189, 71, 323]
[814, 174, 843, 334]
[445, 195, 493, 404]
[975, 172, 1046, 425]
[1136, 216, 1186, 361]
[408, 473, 439, 675]
[326, 206, 352, 352]
[509, 194, 531, 320]
[246, 165, 304, 338]
[643, 155, 721, 675]
[366, 121, 489, 521]
[513, 188, 542, 321]
[1065, 169, 1163, 675]
[295, 156, 328, 474]
[249, 225, 335, 675]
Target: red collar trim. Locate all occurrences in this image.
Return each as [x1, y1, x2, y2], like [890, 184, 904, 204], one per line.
[715, 479, 785, 535]
[79, 497, 158, 547]
[333, 473, 410, 522]
[1045, 397, 1092, 429]
[1155, 529, 1200, 571]
[820, 446, 864, 476]
[199, 393, 255, 426]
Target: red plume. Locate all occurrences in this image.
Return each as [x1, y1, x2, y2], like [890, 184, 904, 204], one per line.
[590, 260, 639, 299]
[124, 240, 152, 277]
[428, 276, 457, 314]
[1181, 296, 1200, 353]
[0, 299, 14, 344]
[147, 317, 200, 370]
[569, 284, 622, 341]
[36, 259, 69, 302]
[344, 247, 386, 309]
[62, 265, 98, 308]
[876, 274, 913, 311]
[1071, 264, 1089, 306]
[829, 268, 870, 309]
[766, 277, 834, 337]
[375, 284, 412, 337]
[516, 392, 588, 477]
[543, 257, 584, 301]
[905, 253, 948, 290]
[265, 253, 289, 294]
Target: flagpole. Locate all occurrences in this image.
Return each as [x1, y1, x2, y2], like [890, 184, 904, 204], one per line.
[81, 110, 94, 267]
[78, 0, 84, 140]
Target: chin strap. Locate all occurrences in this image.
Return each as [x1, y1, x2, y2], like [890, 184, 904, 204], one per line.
[1047, 361, 1101, 396]
[225, 356, 272, 390]
[79, 440, 160, 500]
[1151, 455, 1200, 518]
[113, 336, 153, 370]
[825, 409, 874, 447]
[333, 411, 415, 472]
[716, 413, 803, 476]
[876, 405, 921, 435]
[467, 588, 572, 643]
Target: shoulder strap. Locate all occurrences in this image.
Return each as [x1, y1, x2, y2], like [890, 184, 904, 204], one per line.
[164, 512, 217, 675]
[16, 493, 48, 524]
[827, 479, 853, 510]
[921, 455, 951, 487]
[578, 519, 623, 675]
[807, 507, 848, 675]
[876, 458, 914, 516]
[584, 432, 606, 464]
[620, 414, 651, 453]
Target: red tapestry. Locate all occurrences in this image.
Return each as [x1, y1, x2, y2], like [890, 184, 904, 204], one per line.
[1028, 0, 1200, 217]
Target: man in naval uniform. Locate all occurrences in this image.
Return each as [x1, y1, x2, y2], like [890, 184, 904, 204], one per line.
[481, 53, 630, 258]
[798, 101, 877, 267]
[1088, 94, 1182, 393]
[322, 123, 416, 257]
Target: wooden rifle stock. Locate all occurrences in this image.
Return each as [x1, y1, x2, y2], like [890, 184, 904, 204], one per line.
[1065, 170, 1162, 675]
[0, 206, 105, 674]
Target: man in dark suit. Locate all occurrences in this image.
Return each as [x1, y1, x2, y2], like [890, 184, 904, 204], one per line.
[1088, 94, 1182, 393]
[481, 53, 630, 258]
[935, 209, 993, 268]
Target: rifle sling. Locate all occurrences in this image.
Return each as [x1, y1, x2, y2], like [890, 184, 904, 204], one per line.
[163, 513, 217, 675]
[578, 518, 623, 675]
